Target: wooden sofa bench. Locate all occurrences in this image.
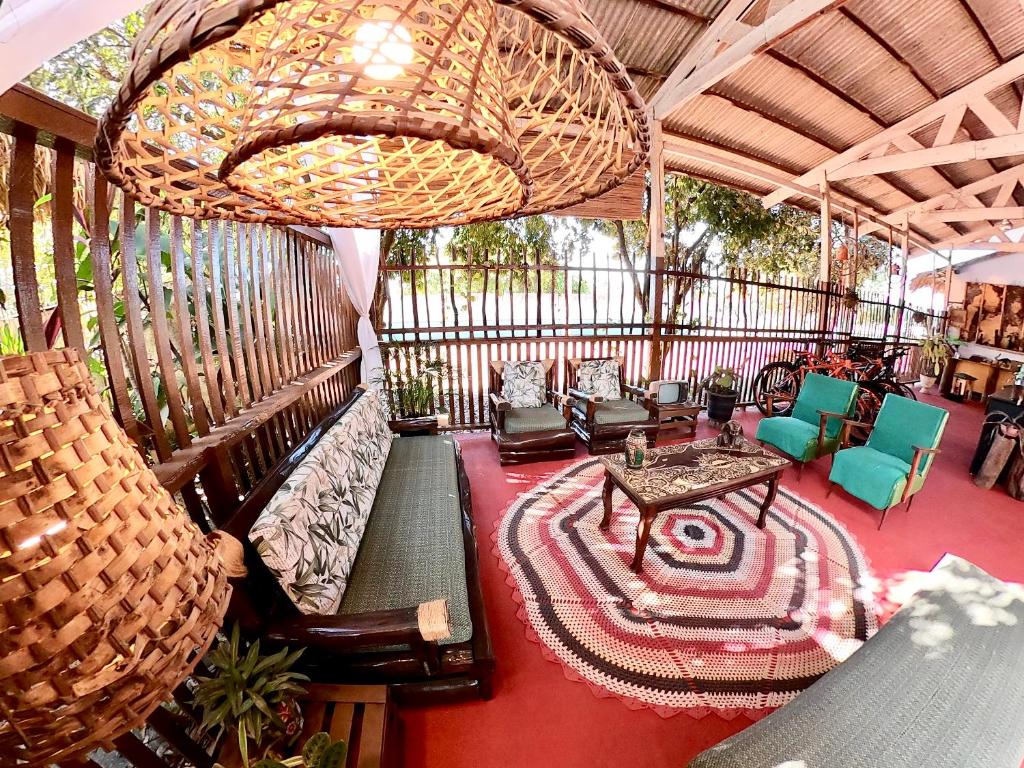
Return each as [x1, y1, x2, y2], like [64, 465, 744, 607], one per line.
[220, 386, 493, 704]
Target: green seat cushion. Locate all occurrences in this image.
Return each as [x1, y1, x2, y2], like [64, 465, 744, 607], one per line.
[867, 395, 948, 474]
[592, 399, 652, 425]
[829, 445, 924, 510]
[504, 405, 568, 434]
[756, 416, 838, 462]
[338, 436, 472, 646]
[790, 372, 858, 439]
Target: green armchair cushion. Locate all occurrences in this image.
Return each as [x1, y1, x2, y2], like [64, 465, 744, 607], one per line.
[504, 405, 568, 434]
[589, 398, 651, 425]
[828, 395, 948, 510]
[755, 373, 857, 462]
[866, 394, 948, 474]
[755, 417, 838, 463]
[830, 446, 926, 510]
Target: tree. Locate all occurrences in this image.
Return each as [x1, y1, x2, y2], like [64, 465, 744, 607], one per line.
[23, 12, 146, 117]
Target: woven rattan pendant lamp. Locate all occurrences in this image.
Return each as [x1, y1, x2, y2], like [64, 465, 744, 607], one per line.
[96, 0, 649, 229]
[0, 350, 236, 767]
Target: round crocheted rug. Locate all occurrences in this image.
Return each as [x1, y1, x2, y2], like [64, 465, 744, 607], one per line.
[494, 457, 879, 719]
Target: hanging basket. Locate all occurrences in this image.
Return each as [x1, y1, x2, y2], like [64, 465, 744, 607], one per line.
[0, 350, 233, 767]
[95, 0, 650, 229]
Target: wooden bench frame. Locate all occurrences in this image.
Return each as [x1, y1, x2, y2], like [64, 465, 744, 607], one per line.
[218, 388, 494, 704]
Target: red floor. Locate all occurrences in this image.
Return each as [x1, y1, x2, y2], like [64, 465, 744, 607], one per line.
[397, 394, 1024, 768]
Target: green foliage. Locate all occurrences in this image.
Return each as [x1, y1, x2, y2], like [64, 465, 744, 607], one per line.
[920, 334, 958, 377]
[701, 366, 740, 394]
[217, 731, 348, 768]
[24, 11, 147, 117]
[382, 343, 452, 417]
[194, 625, 309, 764]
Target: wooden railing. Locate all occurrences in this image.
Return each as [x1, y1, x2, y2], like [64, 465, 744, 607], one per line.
[1, 85, 361, 767]
[377, 256, 944, 428]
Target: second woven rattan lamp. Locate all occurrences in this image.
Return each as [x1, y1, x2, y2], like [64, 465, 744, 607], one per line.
[96, 0, 649, 229]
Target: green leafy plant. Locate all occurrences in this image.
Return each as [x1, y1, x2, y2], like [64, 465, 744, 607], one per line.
[194, 625, 309, 765]
[382, 343, 452, 418]
[701, 366, 740, 395]
[216, 731, 348, 768]
[920, 333, 957, 378]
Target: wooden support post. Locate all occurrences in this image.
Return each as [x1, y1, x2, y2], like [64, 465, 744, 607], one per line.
[819, 175, 832, 283]
[882, 224, 894, 341]
[894, 219, 910, 342]
[816, 176, 832, 353]
[944, 247, 955, 335]
[648, 119, 666, 382]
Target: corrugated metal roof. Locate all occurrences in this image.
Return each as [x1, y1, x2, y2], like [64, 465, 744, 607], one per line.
[594, 0, 1024, 249]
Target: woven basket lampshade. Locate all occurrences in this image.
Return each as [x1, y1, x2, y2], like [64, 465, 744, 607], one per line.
[96, 0, 649, 229]
[0, 350, 233, 767]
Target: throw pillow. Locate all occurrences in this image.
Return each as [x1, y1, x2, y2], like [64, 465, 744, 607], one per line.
[577, 359, 622, 400]
[502, 361, 547, 408]
[249, 388, 393, 615]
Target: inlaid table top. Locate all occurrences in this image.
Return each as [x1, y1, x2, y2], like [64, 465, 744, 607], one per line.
[600, 437, 790, 505]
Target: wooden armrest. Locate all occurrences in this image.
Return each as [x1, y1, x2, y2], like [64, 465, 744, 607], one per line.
[837, 416, 875, 448]
[549, 390, 576, 419]
[902, 446, 941, 502]
[622, 383, 646, 399]
[489, 392, 510, 430]
[489, 392, 511, 412]
[567, 387, 600, 421]
[816, 410, 849, 450]
[265, 600, 450, 673]
[567, 387, 601, 403]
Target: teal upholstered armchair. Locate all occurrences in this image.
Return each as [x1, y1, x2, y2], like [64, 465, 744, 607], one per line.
[755, 372, 859, 475]
[828, 394, 949, 527]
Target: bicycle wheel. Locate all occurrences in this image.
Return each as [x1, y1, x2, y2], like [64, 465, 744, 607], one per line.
[752, 361, 800, 416]
[872, 376, 918, 401]
[849, 381, 888, 444]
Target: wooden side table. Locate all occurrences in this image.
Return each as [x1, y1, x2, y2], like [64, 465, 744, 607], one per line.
[217, 684, 398, 768]
[388, 416, 439, 436]
[651, 402, 700, 439]
[300, 684, 398, 768]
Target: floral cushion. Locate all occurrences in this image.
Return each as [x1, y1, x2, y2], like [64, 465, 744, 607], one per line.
[502, 361, 547, 408]
[577, 359, 622, 400]
[249, 389, 393, 615]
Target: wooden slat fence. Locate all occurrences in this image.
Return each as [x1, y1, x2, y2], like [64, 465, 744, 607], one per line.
[379, 256, 945, 428]
[1, 87, 361, 767]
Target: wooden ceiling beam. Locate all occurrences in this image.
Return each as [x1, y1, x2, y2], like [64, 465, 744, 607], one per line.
[859, 163, 1024, 236]
[764, 47, 987, 225]
[762, 50, 1024, 207]
[951, 241, 1024, 251]
[662, 132, 940, 247]
[829, 133, 1024, 180]
[701, 89, 966, 238]
[916, 206, 1024, 222]
[649, 0, 849, 119]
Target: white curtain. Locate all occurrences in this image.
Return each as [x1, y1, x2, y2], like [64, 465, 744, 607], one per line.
[0, 0, 150, 93]
[327, 228, 383, 384]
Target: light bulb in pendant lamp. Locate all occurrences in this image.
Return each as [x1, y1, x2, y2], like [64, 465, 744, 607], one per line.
[352, 12, 415, 81]
[95, 0, 649, 229]
[0, 350, 239, 767]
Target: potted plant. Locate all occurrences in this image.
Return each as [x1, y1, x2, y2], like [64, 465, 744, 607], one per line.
[217, 731, 348, 768]
[701, 366, 740, 424]
[383, 343, 451, 419]
[919, 333, 956, 393]
[194, 624, 309, 765]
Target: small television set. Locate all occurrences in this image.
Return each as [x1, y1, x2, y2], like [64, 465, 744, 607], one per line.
[652, 380, 690, 405]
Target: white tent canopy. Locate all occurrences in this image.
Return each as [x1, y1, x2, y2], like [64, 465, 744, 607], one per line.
[0, 0, 148, 94]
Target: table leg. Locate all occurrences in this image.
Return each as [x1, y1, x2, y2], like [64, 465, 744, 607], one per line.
[630, 507, 655, 573]
[600, 473, 614, 530]
[757, 472, 781, 528]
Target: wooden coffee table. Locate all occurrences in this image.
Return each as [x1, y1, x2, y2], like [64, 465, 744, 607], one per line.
[599, 438, 791, 573]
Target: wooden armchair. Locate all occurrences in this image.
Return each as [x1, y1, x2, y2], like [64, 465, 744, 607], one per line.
[566, 356, 659, 454]
[827, 394, 949, 528]
[489, 360, 576, 464]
